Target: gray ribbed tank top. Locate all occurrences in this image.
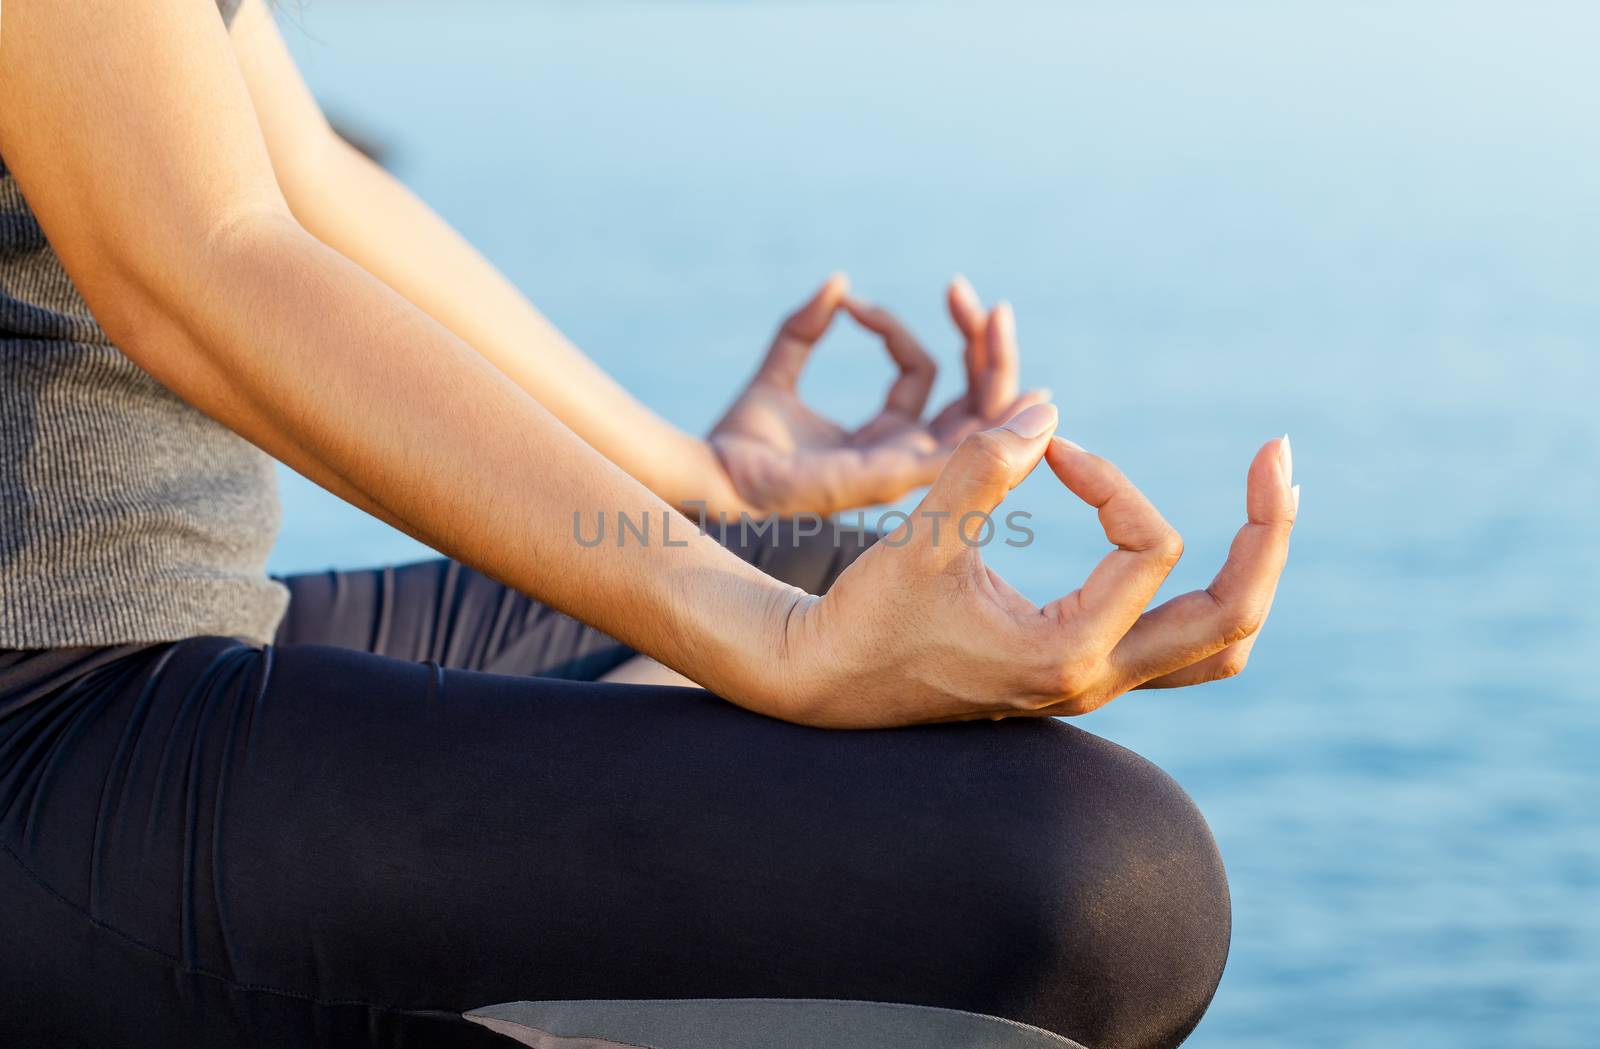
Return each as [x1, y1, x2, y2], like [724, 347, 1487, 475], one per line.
[0, 0, 288, 648]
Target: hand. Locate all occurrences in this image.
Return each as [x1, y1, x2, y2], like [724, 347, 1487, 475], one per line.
[766, 403, 1299, 728]
[707, 274, 1048, 516]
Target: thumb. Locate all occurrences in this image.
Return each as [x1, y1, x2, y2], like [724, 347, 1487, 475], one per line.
[914, 403, 1057, 542]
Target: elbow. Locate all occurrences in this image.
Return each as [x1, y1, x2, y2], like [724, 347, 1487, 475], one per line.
[73, 205, 327, 464]
[76, 201, 306, 383]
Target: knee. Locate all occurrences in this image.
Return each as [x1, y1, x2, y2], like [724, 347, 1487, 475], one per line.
[940, 720, 1231, 1049]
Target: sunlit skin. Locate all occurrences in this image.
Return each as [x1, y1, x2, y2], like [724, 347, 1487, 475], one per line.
[0, 0, 1295, 726]
[709, 274, 1050, 516]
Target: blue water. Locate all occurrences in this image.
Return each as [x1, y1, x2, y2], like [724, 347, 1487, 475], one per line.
[276, 3, 1600, 1045]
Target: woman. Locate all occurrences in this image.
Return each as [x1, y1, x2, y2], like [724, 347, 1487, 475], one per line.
[0, 2, 1297, 1048]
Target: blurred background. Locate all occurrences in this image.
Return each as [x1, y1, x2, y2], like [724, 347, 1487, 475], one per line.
[269, 3, 1599, 1046]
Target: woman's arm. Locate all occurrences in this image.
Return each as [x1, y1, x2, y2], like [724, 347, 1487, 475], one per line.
[0, 0, 1294, 727]
[228, 1, 1049, 520]
[228, 0, 746, 515]
[0, 0, 791, 700]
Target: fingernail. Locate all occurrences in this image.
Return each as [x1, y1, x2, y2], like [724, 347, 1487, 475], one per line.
[1002, 403, 1057, 439]
[952, 273, 976, 299]
[1279, 433, 1293, 487]
[994, 301, 1015, 336]
[1292, 483, 1301, 512]
[1051, 435, 1085, 453]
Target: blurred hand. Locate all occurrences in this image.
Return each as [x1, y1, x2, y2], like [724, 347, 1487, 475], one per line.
[766, 403, 1299, 728]
[708, 274, 1048, 515]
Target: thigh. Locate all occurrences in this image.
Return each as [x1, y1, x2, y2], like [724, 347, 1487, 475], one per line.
[1, 636, 1228, 1049]
[271, 518, 876, 679]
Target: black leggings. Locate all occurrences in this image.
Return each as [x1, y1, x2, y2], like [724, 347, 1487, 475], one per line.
[0, 522, 1229, 1049]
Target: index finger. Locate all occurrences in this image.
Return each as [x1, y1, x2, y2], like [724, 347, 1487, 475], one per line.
[843, 296, 938, 419]
[1040, 437, 1185, 647]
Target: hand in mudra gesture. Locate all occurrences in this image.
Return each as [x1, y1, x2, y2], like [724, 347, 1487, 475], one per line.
[767, 403, 1299, 728]
[709, 274, 1049, 515]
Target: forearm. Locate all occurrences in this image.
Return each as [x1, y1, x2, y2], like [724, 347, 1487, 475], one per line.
[115, 212, 792, 702]
[0, 0, 783, 704]
[283, 136, 745, 515]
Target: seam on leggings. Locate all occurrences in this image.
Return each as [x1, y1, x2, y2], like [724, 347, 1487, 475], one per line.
[0, 837, 462, 1017]
[89, 645, 178, 920]
[210, 645, 275, 981]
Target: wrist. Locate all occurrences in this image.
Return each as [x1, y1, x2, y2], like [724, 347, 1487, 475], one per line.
[713, 579, 817, 719]
[744, 588, 836, 725]
[667, 436, 752, 521]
